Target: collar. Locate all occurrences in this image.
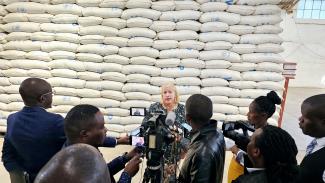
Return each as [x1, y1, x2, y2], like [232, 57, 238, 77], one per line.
[190, 120, 218, 143]
[316, 136, 325, 148]
[247, 168, 265, 173]
[23, 106, 46, 111]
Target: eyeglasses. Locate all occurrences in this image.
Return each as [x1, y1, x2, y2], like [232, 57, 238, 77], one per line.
[41, 89, 56, 97]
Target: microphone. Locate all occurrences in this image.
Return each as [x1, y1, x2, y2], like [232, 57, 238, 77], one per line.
[165, 111, 176, 126]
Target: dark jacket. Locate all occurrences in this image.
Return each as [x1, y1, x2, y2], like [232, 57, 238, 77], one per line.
[2, 106, 118, 182]
[178, 120, 225, 183]
[232, 170, 268, 183]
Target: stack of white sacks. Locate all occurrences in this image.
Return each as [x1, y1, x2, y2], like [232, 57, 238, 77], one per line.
[0, 0, 284, 136]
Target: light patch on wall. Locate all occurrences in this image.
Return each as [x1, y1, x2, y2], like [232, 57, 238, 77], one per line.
[321, 75, 325, 85]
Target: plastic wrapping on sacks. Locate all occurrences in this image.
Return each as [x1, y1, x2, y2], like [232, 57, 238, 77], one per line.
[201, 86, 240, 98]
[125, 92, 152, 101]
[126, 74, 151, 83]
[201, 78, 229, 87]
[101, 90, 126, 101]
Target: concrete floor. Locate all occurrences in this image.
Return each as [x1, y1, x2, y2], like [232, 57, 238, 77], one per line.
[0, 87, 323, 183]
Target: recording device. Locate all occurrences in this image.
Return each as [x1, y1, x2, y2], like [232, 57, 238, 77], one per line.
[130, 107, 146, 116]
[222, 121, 255, 151]
[129, 108, 183, 183]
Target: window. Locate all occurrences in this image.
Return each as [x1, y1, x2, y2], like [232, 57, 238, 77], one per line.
[296, 0, 325, 19]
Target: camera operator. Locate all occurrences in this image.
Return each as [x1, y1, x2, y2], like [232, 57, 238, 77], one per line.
[178, 94, 225, 183]
[141, 83, 189, 181]
[226, 91, 282, 183]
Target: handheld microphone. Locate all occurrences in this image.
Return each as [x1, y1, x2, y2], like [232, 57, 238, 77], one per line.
[165, 111, 176, 126]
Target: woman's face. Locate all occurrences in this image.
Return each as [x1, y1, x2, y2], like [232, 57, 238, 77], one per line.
[162, 86, 176, 106]
[247, 102, 266, 127]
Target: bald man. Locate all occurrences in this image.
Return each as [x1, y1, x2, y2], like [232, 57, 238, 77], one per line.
[297, 94, 325, 183]
[1, 78, 121, 183]
[34, 144, 111, 183]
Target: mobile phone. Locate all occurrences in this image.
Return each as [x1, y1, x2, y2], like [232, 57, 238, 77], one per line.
[130, 136, 145, 146]
[130, 107, 146, 116]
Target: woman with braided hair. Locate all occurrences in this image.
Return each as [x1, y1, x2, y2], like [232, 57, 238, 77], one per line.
[232, 125, 299, 183]
[227, 91, 282, 183]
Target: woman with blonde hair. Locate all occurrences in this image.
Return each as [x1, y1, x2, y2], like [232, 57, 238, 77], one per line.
[142, 82, 188, 182]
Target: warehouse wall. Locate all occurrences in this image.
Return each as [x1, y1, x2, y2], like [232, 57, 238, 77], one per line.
[280, 12, 325, 88]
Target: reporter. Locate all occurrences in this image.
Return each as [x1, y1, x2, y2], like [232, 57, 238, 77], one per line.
[227, 91, 282, 183]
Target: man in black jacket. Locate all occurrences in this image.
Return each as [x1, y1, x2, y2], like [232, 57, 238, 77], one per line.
[297, 94, 325, 183]
[178, 94, 225, 183]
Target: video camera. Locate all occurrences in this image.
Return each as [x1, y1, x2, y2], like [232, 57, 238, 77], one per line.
[222, 120, 255, 151]
[129, 107, 181, 183]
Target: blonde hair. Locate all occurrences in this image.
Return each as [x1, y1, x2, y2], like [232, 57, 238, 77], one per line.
[160, 82, 180, 105]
